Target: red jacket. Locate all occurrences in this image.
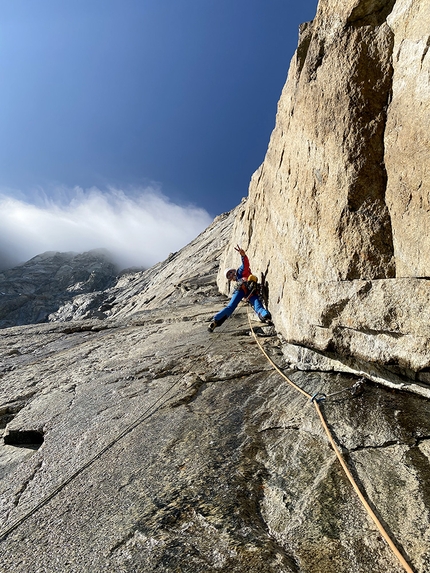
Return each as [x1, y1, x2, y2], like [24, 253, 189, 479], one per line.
[236, 255, 251, 281]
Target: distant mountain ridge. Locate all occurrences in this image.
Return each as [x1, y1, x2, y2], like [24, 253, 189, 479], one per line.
[0, 249, 119, 328]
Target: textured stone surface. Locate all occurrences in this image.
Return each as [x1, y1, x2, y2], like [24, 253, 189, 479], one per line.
[0, 214, 429, 572]
[221, 0, 430, 380]
[0, 250, 118, 328]
[385, 0, 430, 277]
[1, 0, 430, 570]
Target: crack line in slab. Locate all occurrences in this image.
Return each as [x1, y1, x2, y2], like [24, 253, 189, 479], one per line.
[350, 435, 430, 453]
[258, 425, 300, 433]
[12, 459, 43, 509]
[0, 318, 239, 542]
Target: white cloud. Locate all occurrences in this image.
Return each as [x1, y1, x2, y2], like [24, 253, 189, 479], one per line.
[0, 186, 213, 270]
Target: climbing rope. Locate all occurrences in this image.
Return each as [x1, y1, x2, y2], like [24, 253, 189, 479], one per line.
[247, 309, 415, 573]
[0, 319, 226, 542]
[0, 307, 417, 573]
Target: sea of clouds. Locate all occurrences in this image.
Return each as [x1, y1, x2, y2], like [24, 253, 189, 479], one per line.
[0, 186, 213, 271]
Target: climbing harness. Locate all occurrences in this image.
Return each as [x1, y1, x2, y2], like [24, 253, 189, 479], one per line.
[247, 308, 415, 573]
[234, 275, 262, 301]
[0, 320, 227, 543]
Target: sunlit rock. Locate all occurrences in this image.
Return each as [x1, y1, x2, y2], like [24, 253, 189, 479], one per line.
[222, 0, 430, 383]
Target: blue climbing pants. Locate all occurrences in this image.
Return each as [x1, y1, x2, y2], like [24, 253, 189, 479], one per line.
[213, 289, 270, 323]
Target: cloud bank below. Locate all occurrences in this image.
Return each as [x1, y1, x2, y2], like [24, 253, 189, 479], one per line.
[0, 187, 213, 271]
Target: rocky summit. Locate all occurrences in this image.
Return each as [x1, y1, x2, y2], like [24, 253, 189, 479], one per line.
[0, 249, 118, 328]
[1, 0, 430, 572]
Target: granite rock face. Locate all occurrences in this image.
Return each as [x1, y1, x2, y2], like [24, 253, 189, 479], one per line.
[1, 0, 430, 570]
[385, 0, 430, 277]
[0, 250, 118, 328]
[221, 0, 430, 383]
[0, 208, 429, 573]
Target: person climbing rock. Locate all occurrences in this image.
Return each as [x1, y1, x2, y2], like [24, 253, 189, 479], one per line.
[208, 245, 272, 332]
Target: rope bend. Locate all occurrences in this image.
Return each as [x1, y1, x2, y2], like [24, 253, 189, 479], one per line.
[247, 308, 415, 573]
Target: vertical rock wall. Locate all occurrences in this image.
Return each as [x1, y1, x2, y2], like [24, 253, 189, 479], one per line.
[385, 0, 430, 277]
[220, 0, 430, 381]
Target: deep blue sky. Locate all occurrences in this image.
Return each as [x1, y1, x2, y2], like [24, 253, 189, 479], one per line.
[0, 0, 318, 217]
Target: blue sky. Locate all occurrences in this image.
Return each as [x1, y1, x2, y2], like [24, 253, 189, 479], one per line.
[0, 0, 318, 270]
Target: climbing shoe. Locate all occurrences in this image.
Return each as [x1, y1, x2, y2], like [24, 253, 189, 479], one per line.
[208, 316, 226, 332]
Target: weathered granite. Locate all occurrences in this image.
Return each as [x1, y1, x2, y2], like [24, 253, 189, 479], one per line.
[220, 0, 430, 381]
[0, 219, 429, 572]
[1, 0, 429, 570]
[385, 0, 430, 277]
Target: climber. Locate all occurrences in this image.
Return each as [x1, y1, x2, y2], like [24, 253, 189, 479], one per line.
[208, 245, 272, 332]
